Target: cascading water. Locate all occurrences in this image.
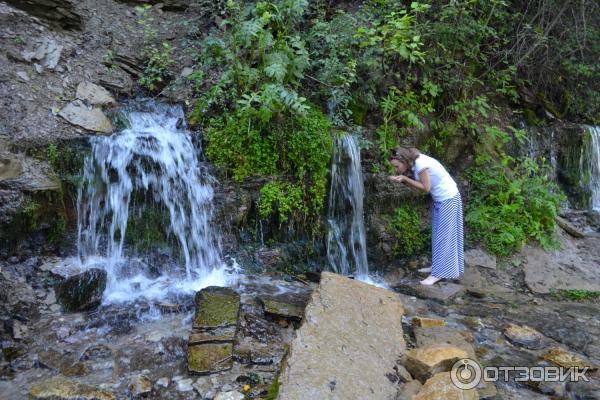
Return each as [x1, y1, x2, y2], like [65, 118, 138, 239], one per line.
[76, 100, 234, 303]
[583, 126, 600, 211]
[326, 135, 369, 278]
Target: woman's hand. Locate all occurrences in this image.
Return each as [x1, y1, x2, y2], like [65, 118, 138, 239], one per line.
[388, 175, 406, 183]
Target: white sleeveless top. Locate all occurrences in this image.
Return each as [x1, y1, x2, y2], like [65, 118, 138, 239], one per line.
[413, 154, 458, 202]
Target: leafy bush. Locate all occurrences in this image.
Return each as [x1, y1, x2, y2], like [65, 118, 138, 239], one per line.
[466, 127, 563, 256]
[387, 205, 430, 257]
[140, 42, 174, 91]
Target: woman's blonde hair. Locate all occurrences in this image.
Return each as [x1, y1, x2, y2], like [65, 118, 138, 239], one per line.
[389, 147, 420, 175]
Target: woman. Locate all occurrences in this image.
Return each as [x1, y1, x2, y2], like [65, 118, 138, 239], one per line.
[388, 147, 464, 285]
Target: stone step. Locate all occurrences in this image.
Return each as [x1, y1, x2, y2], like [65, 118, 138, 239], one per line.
[187, 286, 240, 375]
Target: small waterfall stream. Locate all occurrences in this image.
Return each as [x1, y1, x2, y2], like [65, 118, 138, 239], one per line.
[326, 135, 369, 278]
[584, 126, 600, 211]
[76, 100, 234, 303]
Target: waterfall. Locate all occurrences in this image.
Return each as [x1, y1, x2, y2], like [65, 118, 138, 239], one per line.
[326, 135, 369, 277]
[76, 100, 233, 303]
[583, 126, 600, 211]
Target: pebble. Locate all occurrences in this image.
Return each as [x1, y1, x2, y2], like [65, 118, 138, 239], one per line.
[176, 378, 194, 392]
[155, 377, 169, 388]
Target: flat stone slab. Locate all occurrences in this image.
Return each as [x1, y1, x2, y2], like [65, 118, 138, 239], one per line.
[523, 235, 600, 294]
[193, 287, 240, 329]
[258, 294, 307, 320]
[58, 100, 112, 134]
[277, 272, 405, 400]
[30, 376, 114, 400]
[187, 343, 233, 374]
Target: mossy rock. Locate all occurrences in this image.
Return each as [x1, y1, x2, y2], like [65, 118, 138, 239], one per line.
[187, 343, 233, 374]
[193, 286, 240, 329]
[54, 268, 107, 312]
[30, 376, 115, 400]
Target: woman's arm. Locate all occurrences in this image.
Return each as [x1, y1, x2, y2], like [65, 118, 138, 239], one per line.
[389, 169, 431, 193]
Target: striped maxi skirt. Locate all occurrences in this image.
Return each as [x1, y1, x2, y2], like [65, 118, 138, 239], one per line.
[431, 192, 464, 279]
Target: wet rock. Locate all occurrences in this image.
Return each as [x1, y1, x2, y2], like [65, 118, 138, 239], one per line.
[76, 82, 116, 106]
[214, 391, 245, 400]
[188, 342, 233, 374]
[188, 287, 240, 374]
[415, 282, 466, 303]
[193, 287, 240, 329]
[54, 268, 107, 312]
[129, 375, 152, 397]
[176, 378, 194, 391]
[412, 317, 445, 329]
[58, 100, 113, 134]
[29, 376, 114, 400]
[464, 248, 496, 269]
[278, 272, 405, 400]
[503, 323, 545, 349]
[258, 294, 306, 320]
[404, 344, 469, 383]
[413, 372, 478, 400]
[542, 347, 598, 371]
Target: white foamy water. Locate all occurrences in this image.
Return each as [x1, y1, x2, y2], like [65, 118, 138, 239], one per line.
[76, 100, 236, 303]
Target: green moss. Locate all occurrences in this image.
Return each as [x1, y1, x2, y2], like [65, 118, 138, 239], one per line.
[193, 287, 240, 328]
[187, 343, 233, 373]
[387, 205, 430, 257]
[265, 375, 280, 400]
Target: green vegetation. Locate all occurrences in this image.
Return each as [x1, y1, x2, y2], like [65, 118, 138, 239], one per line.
[130, 0, 599, 252]
[466, 127, 563, 256]
[554, 289, 600, 302]
[387, 205, 430, 257]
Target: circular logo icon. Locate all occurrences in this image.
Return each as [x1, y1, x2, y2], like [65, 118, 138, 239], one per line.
[450, 358, 482, 390]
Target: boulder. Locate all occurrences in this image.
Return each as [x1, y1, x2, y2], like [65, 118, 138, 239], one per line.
[464, 248, 496, 269]
[404, 344, 469, 383]
[29, 376, 114, 400]
[277, 272, 405, 400]
[58, 101, 113, 134]
[413, 372, 478, 400]
[53, 268, 107, 312]
[76, 82, 116, 106]
[503, 323, 545, 349]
